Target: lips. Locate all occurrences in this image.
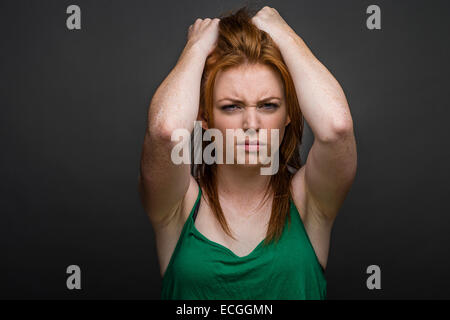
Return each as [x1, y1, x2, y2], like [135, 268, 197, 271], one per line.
[239, 139, 265, 146]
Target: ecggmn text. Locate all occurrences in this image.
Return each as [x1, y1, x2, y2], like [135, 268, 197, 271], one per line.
[220, 304, 273, 315]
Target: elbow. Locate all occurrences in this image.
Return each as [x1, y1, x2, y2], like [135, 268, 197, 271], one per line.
[317, 117, 354, 143]
[148, 121, 177, 143]
[149, 120, 193, 149]
[333, 117, 354, 137]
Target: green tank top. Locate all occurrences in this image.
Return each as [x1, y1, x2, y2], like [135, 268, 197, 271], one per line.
[161, 184, 327, 300]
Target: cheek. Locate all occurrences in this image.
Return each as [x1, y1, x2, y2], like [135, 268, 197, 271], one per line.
[212, 109, 232, 128]
[266, 112, 288, 132]
[212, 115, 241, 134]
[265, 115, 288, 144]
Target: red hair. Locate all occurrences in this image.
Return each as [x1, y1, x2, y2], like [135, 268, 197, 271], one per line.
[192, 6, 304, 245]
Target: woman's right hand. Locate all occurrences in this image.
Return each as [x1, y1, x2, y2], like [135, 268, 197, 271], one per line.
[186, 18, 220, 56]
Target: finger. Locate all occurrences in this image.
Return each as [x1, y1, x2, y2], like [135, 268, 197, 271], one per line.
[251, 16, 260, 26]
[194, 18, 202, 25]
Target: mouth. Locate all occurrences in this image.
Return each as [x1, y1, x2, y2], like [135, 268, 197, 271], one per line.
[237, 139, 266, 146]
[236, 140, 266, 152]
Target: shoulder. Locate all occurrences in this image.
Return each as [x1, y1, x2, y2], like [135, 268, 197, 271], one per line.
[180, 175, 201, 222]
[290, 166, 333, 271]
[290, 166, 308, 221]
[290, 165, 334, 226]
[154, 174, 200, 277]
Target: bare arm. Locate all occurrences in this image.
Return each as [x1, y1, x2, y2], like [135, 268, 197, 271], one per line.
[252, 7, 357, 222]
[276, 29, 357, 222]
[139, 18, 220, 227]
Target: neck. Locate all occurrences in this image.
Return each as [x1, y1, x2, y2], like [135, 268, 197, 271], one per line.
[215, 164, 272, 205]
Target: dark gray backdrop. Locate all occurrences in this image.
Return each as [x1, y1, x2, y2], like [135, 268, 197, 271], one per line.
[1, 0, 449, 299]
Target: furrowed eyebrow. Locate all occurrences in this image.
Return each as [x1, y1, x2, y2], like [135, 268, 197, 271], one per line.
[217, 97, 282, 104]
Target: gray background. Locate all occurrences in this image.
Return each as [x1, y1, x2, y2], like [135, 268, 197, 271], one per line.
[1, 0, 449, 299]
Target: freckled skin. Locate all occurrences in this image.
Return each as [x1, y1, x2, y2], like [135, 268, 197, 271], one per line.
[205, 63, 291, 166]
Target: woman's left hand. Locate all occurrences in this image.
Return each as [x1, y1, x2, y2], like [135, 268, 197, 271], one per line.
[251, 6, 297, 47]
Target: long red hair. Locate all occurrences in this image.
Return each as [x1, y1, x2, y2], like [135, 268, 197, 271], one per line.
[192, 6, 304, 245]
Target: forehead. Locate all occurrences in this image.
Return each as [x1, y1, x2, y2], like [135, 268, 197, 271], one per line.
[213, 63, 284, 102]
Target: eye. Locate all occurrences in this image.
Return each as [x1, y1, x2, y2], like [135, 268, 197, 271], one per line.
[221, 104, 240, 111]
[260, 103, 278, 109]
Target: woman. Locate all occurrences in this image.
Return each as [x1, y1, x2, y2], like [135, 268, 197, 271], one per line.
[139, 6, 357, 299]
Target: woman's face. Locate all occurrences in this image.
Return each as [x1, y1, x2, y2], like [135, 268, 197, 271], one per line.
[205, 63, 290, 167]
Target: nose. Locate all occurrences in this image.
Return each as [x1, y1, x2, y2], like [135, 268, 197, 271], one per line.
[242, 106, 260, 132]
